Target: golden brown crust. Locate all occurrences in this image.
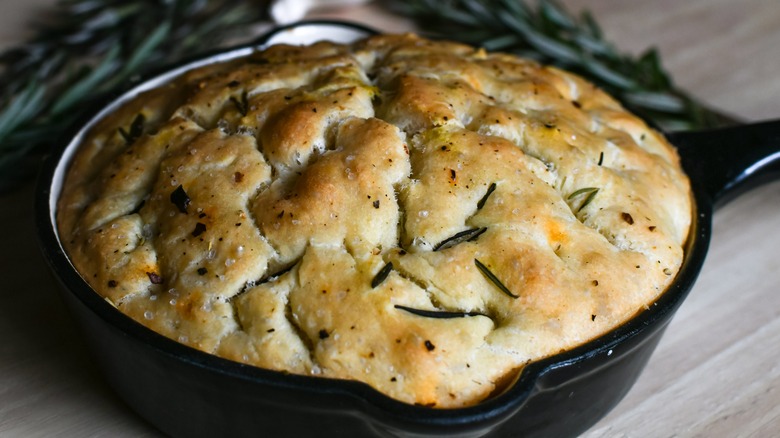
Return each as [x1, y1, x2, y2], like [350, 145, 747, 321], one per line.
[57, 34, 691, 407]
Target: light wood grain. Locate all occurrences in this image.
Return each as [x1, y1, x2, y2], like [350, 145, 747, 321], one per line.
[560, 0, 780, 122]
[1, 1, 778, 437]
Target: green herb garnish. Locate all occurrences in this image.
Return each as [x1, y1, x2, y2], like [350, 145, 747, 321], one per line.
[118, 113, 146, 145]
[477, 182, 497, 210]
[372, 262, 394, 288]
[474, 258, 518, 298]
[568, 187, 599, 212]
[0, 0, 272, 191]
[394, 304, 486, 319]
[433, 227, 487, 251]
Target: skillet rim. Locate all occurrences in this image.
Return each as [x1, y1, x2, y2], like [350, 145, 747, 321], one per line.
[33, 20, 713, 435]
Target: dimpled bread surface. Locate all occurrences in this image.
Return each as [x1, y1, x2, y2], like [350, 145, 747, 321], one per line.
[57, 34, 692, 408]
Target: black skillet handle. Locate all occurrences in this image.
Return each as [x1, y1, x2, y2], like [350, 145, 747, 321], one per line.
[667, 120, 780, 209]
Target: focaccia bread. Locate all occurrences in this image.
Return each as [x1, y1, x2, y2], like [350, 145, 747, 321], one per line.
[57, 34, 692, 408]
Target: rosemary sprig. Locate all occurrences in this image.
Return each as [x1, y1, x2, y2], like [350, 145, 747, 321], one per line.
[118, 113, 146, 145]
[474, 258, 519, 299]
[372, 262, 394, 288]
[0, 0, 271, 191]
[394, 304, 487, 319]
[433, 227, 487, 251]
[568, 186, 599, 212]
[390, 0, 736, 132]
[476, 182, 497, 210]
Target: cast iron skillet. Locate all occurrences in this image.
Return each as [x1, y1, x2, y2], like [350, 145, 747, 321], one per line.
[35, 21, 780, 438]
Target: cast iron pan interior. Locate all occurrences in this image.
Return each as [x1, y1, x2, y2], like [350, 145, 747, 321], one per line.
[35, 21, 780, 438]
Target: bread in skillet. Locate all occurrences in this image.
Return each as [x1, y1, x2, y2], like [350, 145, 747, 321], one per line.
[57, 34, 692, 408]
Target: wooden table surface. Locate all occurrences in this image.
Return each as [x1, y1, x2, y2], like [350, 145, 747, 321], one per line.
[2, 1, 779, 436]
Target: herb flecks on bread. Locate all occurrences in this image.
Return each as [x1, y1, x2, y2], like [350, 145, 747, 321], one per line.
[58, 34, 691, 408]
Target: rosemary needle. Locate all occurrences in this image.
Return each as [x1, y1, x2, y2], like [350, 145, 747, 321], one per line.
[433, 227, 487, 251]
[394, 304, 486, 319]
[474, 258, 519, 299]
[568, 187, 599, 213]
[372, 262, 394, 288]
